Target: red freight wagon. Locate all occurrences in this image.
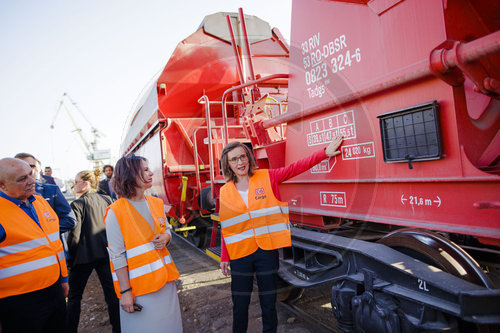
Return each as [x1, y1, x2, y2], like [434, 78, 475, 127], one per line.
[121, 1, 500, 331]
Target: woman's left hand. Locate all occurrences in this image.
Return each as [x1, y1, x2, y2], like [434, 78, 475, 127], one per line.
[152, 233, 171, 249]
[325, 136, 344, 157]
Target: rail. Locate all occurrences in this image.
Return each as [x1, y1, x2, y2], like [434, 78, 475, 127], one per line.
[226, 15, 245, 86]
[192, 123, 246, 198]
[238, 8, 256, 82]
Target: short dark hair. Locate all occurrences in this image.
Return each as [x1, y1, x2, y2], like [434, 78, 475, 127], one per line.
[45, 166, 52, 170]
[111, 154, 147, 199]
[220, 142, 256, 183]
[103, 164, 113, 172]
[14, 153, 40, 165]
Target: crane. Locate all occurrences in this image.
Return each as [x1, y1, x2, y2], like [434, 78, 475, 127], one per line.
[50, 93, 110, 171]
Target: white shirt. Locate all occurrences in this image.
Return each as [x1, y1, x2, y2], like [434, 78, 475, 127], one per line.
[238, 189, 249, 207]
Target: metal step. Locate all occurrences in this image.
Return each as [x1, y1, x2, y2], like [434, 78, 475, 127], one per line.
[206, 247, 221, 262]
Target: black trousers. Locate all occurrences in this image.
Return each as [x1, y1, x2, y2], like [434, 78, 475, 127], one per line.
[230, 248, 279, 333]
[0, 280, 66, 333]
[66, 259, 120, 333]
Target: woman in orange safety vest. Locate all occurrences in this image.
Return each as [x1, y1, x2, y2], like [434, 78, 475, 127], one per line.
[104, 154, 182, 333]
[219, 136, 343, 333]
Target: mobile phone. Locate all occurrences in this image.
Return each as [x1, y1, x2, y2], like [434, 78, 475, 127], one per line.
[133, 303, 143, 312]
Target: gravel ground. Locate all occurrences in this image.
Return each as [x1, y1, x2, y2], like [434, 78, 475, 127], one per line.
[77, 235, 333, 332]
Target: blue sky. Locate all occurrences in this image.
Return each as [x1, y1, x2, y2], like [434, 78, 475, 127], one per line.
[0, 0, 291, 180]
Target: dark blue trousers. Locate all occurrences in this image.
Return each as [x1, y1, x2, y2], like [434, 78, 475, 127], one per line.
[230, 248, 279, 333]
[66, 259, 120, 333]
[0, 280, 66, 333]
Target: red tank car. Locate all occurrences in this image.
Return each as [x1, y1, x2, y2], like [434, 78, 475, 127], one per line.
[263, 0, 499, 331]
[121, 11, 289, 246]
[276, 0, 500, 243]
[122, 3, 500, 332]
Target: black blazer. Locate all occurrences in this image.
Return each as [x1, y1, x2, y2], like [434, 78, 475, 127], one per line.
[67, 192, 113, 268]
[98, 178, 116, 200]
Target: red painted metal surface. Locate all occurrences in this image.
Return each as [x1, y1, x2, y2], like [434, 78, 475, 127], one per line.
[122, 1, 499, 243]
[272, 0, 500, 241]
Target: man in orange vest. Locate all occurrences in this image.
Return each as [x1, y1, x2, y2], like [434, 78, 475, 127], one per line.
[0, 158, 68, 333]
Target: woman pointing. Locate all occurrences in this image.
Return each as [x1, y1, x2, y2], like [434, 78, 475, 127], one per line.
[219, 136, 343, 333]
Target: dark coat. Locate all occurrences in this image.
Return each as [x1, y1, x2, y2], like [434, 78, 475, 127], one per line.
[98, 178, 116, 200]
[67, 192, 112, 268]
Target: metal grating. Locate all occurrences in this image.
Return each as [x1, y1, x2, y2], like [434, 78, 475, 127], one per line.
[378, 101, 441, 164]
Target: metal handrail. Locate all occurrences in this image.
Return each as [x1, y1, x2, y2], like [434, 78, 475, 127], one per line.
[221, 73, 290, 145]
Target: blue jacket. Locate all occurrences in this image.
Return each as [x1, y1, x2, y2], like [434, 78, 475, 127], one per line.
[35, 182, 76, 233]
[40, 174, 56, 185]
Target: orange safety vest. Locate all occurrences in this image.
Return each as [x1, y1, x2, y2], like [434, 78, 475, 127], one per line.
[219, 169, 291, 260]
[105, 195, 180, 298]
[0, 195, 67, 298]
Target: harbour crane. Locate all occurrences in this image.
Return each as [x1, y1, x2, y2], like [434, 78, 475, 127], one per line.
[50, 93, 110, 171]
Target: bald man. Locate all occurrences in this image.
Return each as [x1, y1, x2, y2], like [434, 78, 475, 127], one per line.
[0, 158, 68, 333]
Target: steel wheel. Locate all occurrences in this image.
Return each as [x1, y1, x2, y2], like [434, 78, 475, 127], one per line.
[378, 228, 493, 288]
[379, 228, 497, 333]
[277, 276, 305, 303]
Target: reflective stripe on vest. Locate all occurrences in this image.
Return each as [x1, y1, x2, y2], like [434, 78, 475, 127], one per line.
[0, 255, 58, 279]
[221, 206, 289, 229]
[0, 236, 49, 257]
[224, 221, 290, 245]
[111, 255, 174, 282]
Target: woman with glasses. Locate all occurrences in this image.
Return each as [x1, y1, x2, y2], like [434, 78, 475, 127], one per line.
[66, 170, 120, 333]
[104, 155, 182, 333]
[219, 136, 343, 333]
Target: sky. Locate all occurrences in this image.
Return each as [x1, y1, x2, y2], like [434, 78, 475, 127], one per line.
[0, 0, 291, 181]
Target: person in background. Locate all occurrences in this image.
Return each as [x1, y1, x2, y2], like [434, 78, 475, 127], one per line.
[41, 170, 56, 185]
[43, 165, 65, 191]
[44, 166, 52, 177]
[66, 170, 120, 333]
[218, 136, 344, 333]
[105, 155, 182, 333]
[98, 164, 117, 200]
[0, 158, 68, 333]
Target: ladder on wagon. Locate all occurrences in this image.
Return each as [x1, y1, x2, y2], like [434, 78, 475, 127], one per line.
[194, 8, 290, 261]
[196, 78, 289, 261]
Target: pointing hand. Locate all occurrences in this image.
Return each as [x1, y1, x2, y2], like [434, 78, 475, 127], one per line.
[325, 136, 344, 157]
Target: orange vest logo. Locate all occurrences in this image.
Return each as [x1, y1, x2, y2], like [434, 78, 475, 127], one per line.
[255, 188, 267, 200]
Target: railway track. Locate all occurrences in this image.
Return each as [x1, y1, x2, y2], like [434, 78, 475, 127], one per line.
[279, 294, 342, 333]
[171, 233, 343, 332]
